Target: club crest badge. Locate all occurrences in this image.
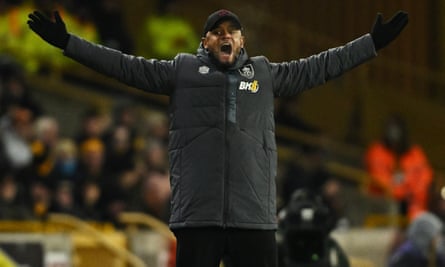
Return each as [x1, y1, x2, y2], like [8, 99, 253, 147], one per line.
[199, 65, 210, 74]
[239, 64, 254, 79]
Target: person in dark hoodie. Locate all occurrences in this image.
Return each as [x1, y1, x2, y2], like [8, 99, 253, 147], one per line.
[27, 8, 408, 267]
[388, 212, 445, 267]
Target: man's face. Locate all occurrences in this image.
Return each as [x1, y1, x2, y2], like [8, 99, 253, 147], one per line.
[202, 20, 244, 66]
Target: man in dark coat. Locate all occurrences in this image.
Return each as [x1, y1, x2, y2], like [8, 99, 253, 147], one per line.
[27, 8, 407, 267]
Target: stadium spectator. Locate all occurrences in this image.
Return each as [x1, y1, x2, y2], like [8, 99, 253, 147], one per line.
[27, 180, 52, 219]
[49, 180, 83, 217]
[30, 116, 60, 188]
[49, 138, 79, 184]
[388, 211, 445, 267]
[132, 168, 171, 223]
[0, 172, 33, 220]
[75, 107, 109, 146]
[103, 125, 135, 173]
[0, 101, 36, 181]
[78, 180, 105, 221]
[137, 138, 169, 173]
[103, 169, 141, 220]
[143, 111, 169, 145]
[76, 138, 107, 185]
[364, 114, 433, 221]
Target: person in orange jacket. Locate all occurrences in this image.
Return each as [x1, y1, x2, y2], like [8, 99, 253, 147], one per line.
[365, 114, 433, 221]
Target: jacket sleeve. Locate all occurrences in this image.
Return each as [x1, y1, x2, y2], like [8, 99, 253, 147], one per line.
[63, 34, 175, 95]
[270, 33, 377, 97]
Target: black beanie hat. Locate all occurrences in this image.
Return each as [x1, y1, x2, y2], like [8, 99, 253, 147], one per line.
[202, 9, 242, 37]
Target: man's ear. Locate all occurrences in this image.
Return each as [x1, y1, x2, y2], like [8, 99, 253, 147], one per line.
[240, 35, 245, 48]
[201, 37, 208, 49]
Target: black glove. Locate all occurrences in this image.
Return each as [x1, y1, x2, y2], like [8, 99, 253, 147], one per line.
[371, 11, 408, 51]
[27, 11, 70, 50]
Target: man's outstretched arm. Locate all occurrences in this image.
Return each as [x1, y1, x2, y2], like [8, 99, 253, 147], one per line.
[27, 10, 174, 95]
[272, 11, 409, 96]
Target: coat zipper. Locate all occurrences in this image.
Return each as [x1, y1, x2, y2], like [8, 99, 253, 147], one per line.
[223, 71, 238, 228]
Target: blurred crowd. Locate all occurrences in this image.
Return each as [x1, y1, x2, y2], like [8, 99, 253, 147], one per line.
[0, 55, 173, 225]
[0, 0, 199, 226]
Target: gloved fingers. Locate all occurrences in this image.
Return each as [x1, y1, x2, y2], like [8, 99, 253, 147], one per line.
[374, 13, 383, 26]
[387, 11, 408, 28]
[27, 12, 48, 34]
[27, 22, 42, 35]
[388, 13, 408, 34]
[28, 12, 52, 28]
[28, 12, 43, 24]
[27, 19, 44, 33]
[32, 11, 51, 22]
[53, 11, 65, 25]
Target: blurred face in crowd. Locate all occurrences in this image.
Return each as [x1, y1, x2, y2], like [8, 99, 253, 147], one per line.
[55, 183, 74, 208]
[0, 176, 18, 202]
[5, 78, 25, 98]
[111, 126, 130, 152]
[202, 20, 244, 66]
[80, 139, 105, 172]
[35, 117, 59, 147]
[142, 170, 171, 213]
[82, 182, 101, 206]
[10, 105, 34, 140]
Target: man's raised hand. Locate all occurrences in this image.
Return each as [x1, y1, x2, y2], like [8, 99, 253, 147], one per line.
[27, 11, 70, 50]
[371, 11, 408, 51]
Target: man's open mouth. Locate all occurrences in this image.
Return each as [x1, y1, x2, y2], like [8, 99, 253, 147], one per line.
[221, 44, 232, 54]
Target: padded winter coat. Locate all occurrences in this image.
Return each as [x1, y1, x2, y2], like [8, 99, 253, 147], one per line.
[64, 33, 376, 229]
